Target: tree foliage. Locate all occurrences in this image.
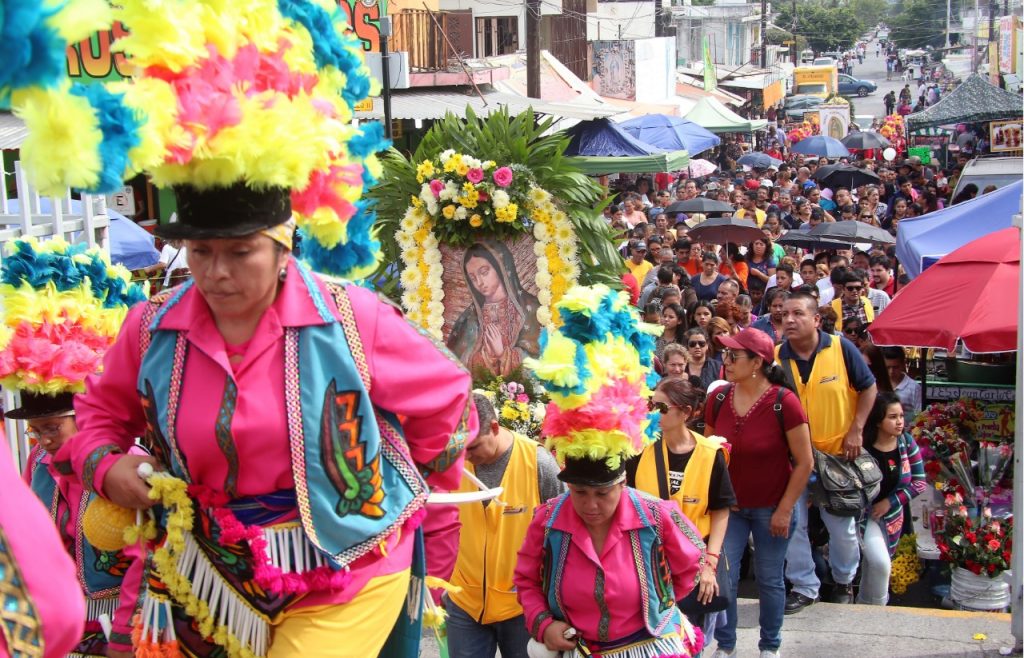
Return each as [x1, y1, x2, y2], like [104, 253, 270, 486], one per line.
[887, 0, 948, 49]
[766, 27, 808, 54]
[776, 1, 864, 53]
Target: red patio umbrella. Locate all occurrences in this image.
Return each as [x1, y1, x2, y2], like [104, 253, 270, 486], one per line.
[869, 227, 1020, 353]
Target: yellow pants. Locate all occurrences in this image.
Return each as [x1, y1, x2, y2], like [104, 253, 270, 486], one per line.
[268, 569, 411, 658]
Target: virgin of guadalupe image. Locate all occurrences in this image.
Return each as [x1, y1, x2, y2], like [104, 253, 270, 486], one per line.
[446, 240, 542, 377]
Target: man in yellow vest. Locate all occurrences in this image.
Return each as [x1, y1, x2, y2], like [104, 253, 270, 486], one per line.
[776, 292, 877, 612]
[829, 270, 874, 325]
[735, 191, 767, 227]
[446, 393, 564, 658]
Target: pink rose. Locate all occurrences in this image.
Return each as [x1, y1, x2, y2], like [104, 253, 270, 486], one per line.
[988, 539, 1001, 551]
[493, 166, 513, 187]
[466, 167, 484, 184]
[516, 394, 529, 403]
[429, 179, 444, 197]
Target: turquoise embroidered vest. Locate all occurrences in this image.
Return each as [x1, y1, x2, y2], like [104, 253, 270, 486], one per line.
[541, 488, 686, 641]
[136, 267, 437, 569]
[27, 451, 126, 602]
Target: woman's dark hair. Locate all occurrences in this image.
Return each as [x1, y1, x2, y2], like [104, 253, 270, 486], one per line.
[656, 376, 705, 423]
[863, 391, 904, 448]
[689, 301, 714, 323]
[684, 326, 710, 348]
[861, 343, 893, 392]
[643, 302, 662, 317]
[951, 183, 978, 205]
[661, 303, 688, 341]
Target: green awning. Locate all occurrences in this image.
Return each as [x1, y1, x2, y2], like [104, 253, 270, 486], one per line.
[683, 97, 769, 134]
[567, 150, 690, 175]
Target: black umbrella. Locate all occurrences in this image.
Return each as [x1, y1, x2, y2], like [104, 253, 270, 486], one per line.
[665, 198, 736, 216]
[841, 131, 891, 150]
[737, 152, 782, 169]
[776, 230, 853, 250]
[686, 216, 765, 245]
[808, 220, 895, 245]
[812, 163, 880, 190]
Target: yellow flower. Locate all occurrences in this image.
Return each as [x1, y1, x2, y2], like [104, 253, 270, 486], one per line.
[470, 214, 483, 227]
[455, 161, 470, 176]
[442, 204, 457, 220]
[500, 404, 518, 421]
[416, 160, 435, 183]
[410, 195, 423, 209]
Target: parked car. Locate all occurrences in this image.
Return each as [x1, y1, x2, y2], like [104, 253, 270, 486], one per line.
[812, 57, 836, 67]
[838, 74, 877, 96]
[950, 156, 1024, 200]
[783, 95, 824, 121]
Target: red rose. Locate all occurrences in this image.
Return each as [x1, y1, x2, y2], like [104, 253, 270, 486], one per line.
[1004, 551, 1012, 561]
[985, 534, 996, 543]
[969, 563, 983, 575]
[987, 564, 997, 575]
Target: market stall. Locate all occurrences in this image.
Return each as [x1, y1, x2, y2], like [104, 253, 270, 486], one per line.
[563, 117, 690, 174]
[906, 73, 1024, 133]
[681, 97, 768, 134]
[870, 227, 1019, 614]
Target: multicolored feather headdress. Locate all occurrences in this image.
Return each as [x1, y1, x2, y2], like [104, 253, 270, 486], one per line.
[525, 284, 660, 480]
[5, 0, 386, 279]
[0, 238, 147, 418]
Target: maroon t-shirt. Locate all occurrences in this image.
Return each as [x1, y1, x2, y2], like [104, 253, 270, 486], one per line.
[704, 384, 808, 508]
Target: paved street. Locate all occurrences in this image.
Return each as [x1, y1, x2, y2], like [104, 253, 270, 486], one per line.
[842, 39, 907, 124]
[417, 601, 1020, 657]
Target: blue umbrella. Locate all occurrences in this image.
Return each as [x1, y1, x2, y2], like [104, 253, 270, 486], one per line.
[619, 115, 721, 156]
[790, 135, 851, 158]
[4, 198, 159, 270]
[736, 152, 782, 169]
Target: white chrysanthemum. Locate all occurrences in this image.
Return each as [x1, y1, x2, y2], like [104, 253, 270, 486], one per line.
[529, 186, 552, 205]
[492, 190, 510, 208]
[536, 306, 551, 327]
[533, 222, 550, 241]
[423, 249, 442, 266]
[400, 266, 423, 288]
[425, 199, 439, 215]
[535, 269, 552, 289]
[454, 206, 468, 220]
[533, 241, 547, 257]
[422, 234, 439, 250]
[427, 263, 443, 281]
[538, 289, 552, 306]
[427, 300, 445, 318]
[397, 234, 416, 251]
[440, 149, 455, 163]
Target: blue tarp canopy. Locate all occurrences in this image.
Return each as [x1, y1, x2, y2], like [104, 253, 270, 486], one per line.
[896, 180, 1023, 279]
[619, 114, 721, 156]
[563, 119, 689, 174]
[5, 198, 160, 270]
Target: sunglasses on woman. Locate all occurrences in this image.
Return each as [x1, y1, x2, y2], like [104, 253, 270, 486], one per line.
[688, 340, 707, 348]
[647, 399, 676, 414]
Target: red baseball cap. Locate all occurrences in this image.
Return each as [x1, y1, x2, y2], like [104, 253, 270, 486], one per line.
[716, 327, 775, 364]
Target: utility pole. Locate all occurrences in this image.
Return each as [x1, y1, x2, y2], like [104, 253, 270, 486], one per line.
[791, 0, 797, 66]
[380, 16, 393, 140]
[945, 0, 952, 48]
[654, 0, 663, 37]
[760, 0, 768, 67]
[526, 0, 540, 98]
[972, 0, 980, 72]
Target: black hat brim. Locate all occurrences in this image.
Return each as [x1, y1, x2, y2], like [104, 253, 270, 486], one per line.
[6, 392, 75, 420]
[158, 182, 292, 241]
[557, 456, 626, 487]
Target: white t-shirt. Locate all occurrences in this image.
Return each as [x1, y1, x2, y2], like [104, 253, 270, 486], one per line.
[159, 243, 188, 287]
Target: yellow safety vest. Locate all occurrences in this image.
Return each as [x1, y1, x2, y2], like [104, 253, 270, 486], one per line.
[830, 296, 875, 323]
[633, 432, 724, 538]
[776, 339, 858, 456]
[449, 433, 540, 624]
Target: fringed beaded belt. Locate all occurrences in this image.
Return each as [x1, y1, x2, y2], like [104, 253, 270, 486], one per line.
[136, 479, 351, 658]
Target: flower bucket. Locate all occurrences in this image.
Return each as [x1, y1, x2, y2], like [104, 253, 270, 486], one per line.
[950, 567, 1010, 612]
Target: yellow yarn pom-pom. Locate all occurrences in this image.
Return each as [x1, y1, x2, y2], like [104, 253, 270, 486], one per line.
[82, 496, 136, 552]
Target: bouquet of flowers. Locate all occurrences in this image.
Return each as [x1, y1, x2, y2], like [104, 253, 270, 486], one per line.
[937, 496, 1014, 578]
[889, 534, 923, 595]
[477, 374, 549, 440]
[879, 114, 907, 152]
[910, 399, 982, 486]
[786, 121, 817, 144]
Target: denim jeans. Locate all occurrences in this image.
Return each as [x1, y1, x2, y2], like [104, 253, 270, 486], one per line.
[857, 518, 891, 605]
[444, 596, 530, 658]
[784, 488, 861, 599]
[713, 507, 795, 652]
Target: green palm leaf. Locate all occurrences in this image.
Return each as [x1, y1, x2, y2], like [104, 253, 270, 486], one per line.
[368, 107, 623, 295]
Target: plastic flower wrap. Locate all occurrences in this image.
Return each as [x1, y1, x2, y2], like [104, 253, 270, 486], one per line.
[525, 284, 659, 469]
[0, 238, 147, 395]
[7, 0, 386, 280]
[477, 375, 549, 440]
[889, 534, 922, 595]
[909, 399, 983, 490]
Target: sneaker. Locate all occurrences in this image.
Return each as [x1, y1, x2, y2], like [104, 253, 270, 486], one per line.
[783, 591, 817, 615]
[759, 651, 781, 658]
[831, 583, 855, 604]
[710, 648, 737, 658]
